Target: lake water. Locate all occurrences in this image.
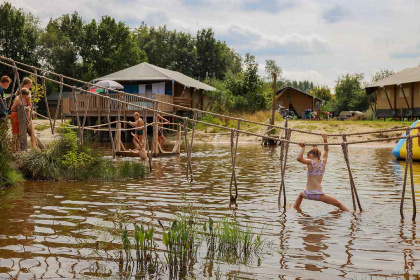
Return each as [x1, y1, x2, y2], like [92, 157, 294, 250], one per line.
[0, 144, 419, 279]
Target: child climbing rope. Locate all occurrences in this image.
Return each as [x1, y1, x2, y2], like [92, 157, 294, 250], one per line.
[293, 134, 350, 211]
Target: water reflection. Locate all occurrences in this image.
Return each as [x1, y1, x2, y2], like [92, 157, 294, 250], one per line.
[0, 144, 419, 279]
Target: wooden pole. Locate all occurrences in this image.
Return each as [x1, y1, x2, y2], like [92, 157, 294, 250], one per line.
[153, 101, 159, 156]
[271, 73, 277, 128]
[17, 105, 27, 151]
[116, 122, 121, 153]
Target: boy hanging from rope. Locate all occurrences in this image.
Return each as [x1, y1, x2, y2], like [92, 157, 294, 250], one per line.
[294, 134, 350, 211]
[129, 112, 147, 161]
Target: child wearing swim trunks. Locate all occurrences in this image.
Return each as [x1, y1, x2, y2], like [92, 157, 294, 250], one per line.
[294, 134, 350, 211]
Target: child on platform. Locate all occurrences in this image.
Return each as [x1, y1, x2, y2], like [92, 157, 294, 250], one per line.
[293, 134, 350, 211]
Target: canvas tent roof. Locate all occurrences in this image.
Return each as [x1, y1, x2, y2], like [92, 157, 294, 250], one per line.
[93, 62, 216, 91]
[276, 87, 324, 102]
[366, 67, 420, 89]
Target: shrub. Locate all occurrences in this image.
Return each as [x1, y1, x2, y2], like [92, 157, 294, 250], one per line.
[18, 127, 145, 181]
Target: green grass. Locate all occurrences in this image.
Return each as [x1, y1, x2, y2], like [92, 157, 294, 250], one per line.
[34, 124, 49, 131]
[203, 216, 265, 264]
[162, 212, 198, 278]
[0, 122, 23, 188]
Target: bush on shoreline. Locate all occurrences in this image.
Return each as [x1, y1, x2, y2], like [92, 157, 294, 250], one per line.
[18, 128, 145, 181]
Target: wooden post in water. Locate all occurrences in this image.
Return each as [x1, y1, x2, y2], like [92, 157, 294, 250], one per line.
[17, 105, 27, 151]
[116, 122, 121, 153]
[153, 102, 159, 156]
[176, 124, 181, 153]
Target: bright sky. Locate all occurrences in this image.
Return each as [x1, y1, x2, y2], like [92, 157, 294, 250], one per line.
[10, 0, 420, 88]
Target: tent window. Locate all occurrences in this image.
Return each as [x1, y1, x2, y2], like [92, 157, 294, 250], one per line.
[380, 91, 387, 99]
[145, 84, 152, 93]
[398, 88, 410, 98]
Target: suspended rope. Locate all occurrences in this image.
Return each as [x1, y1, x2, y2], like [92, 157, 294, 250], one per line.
[229, 120, 241, 201]
[8, 62, 21, 110]
[2, 56, 420, 140]
[7, 65, 17, 109]
[400, 132, 416, 221]
[229, 129, 239, 201]
[80, 92, 90, 143]
[278, 129, 291, 208]
[42, 76, 54, 134]
[51, 74, 64, 134]
[30, 67, 37, 121]
[187, 109, 198, 182]
[341, 134, 362, 212]
[106, 98, 116, 159]
[143, 108, 152, 172]
[183, 117, 192, 183]
[152, 101, 158, 156]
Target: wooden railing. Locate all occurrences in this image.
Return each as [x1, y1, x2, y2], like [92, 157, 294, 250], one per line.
[61, 93, 175, 115]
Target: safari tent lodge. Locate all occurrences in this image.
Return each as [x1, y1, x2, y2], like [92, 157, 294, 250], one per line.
[58, 62, 216, 125]
[275, 87, 324, 119]
[366, 67, 420, 120]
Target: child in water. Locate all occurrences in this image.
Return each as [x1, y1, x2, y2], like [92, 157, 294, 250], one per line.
[294, 134, 350, 211]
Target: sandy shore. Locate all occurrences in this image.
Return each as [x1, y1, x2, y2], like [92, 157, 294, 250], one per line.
[33, 119, 407, 148]
[190, 120, 407, 148]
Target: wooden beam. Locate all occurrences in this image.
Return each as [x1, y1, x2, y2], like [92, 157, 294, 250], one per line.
[383, 87, 394, 113]
[400, 85, 411, 112]
[17, 105, 27, 151]
[393, 84, 397, 116]
[271, 73, 277, 126]
[172, 80, 175, 98]
[180, 85, 187, 97]
[365, 89, 375, 116]
[411, 82, 415, 120]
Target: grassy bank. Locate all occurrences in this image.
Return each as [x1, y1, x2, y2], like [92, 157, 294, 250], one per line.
[17, 128, 146, 181]
[0, 122, 23, 188]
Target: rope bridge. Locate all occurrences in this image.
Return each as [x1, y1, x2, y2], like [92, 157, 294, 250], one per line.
[0, 56, 418, 221]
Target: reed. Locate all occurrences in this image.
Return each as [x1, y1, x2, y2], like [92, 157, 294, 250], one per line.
[203, 216, 264, 264]
[162, 213, 198, 279]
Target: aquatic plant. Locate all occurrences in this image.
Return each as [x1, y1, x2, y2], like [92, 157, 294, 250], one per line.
[114, 211, 269, 278]
[17, 127, 145, 181]
[162, 213, 199, 278]
[203, 216, 265, 264]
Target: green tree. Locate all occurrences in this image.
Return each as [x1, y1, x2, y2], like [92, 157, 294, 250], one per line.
[279, 79, 314, 92]
[39, 12, 83, 79]
[196, 28, 229, 80]
[371, 69, 394, 83]
[333, 73, 369, 114]
[0, 2, 40, 68]
[135, 24, 197, 77]
[80, 16, 147, 79]
[308, 85, 332, 102]
[265, 59, 282, 80]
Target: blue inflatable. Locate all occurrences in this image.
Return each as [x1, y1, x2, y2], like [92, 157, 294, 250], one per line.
[392, 120, 420, 160]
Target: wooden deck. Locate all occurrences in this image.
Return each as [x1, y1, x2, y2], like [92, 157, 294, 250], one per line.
[61, 92, 192, 117]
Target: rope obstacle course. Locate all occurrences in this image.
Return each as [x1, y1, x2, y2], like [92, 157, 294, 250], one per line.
[1, 56, 418, 220]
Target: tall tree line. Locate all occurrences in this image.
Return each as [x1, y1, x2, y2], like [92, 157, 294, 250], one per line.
[0, 2, 388, 115]
[0, 2, 241, 83]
